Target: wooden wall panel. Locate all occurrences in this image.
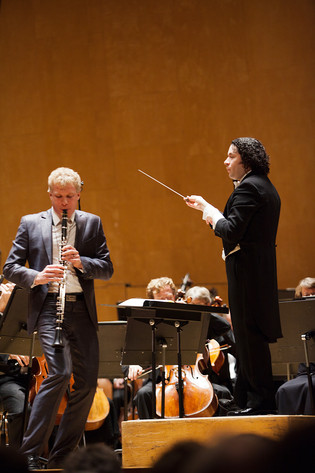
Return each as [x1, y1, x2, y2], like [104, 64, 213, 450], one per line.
[0, 0, 314, 321]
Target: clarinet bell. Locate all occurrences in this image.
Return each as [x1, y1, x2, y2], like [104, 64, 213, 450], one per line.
[52, 327, 64, 349]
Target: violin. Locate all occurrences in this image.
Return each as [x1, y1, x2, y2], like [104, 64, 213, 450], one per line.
[31, 355, 110, 430]
[175, 273, 193, 301]
[203, 338, 231, 375]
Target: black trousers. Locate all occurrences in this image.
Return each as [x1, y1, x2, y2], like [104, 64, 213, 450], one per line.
[20, 296, 99, 463]
[0, 376, 29, 448]
[226, 255, 275, 410]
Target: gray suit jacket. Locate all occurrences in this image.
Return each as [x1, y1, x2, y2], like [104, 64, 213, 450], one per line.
[3, 209, 113, 334]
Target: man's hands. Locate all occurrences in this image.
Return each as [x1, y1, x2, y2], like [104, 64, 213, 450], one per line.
[34, 245, 83, 285]
[185, 195, 223, 226]
[0, 282, 15, 312]
[34, 264, 65, 286]
[61, 245, 83, 270]
[185, 195, 209, 212]
[8, 354, 30, 367]
[128, 365, 143, 381]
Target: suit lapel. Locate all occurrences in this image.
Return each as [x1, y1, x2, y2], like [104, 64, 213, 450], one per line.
[74, 210, 87, 253]
[40, 209, 53, 263]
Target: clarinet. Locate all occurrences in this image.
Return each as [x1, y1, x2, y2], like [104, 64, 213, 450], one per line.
[53, 209, 68, 348]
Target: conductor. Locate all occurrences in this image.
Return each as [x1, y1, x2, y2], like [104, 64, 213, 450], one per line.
[185, 137, 282, 415]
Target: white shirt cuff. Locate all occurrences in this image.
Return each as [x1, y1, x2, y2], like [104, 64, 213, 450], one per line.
[202, 204, 224, 229]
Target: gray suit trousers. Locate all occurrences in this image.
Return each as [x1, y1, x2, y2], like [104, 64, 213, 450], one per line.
[20, 297, 99, 462]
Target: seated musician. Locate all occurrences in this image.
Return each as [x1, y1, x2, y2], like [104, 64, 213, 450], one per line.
[0, 281, 30, 448]
[275, 276, 315, 414]
[185, 286, 236, 402]
[294, 277, 315, 298]
[120, 277, 176, 419]
[122, 278, 237, 418]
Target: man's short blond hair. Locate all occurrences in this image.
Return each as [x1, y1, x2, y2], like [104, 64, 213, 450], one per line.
[146, 277, 176, 299]
[48, 167, 82, 193]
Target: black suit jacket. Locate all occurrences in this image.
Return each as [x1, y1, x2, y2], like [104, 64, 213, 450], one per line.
[3, 209, 113, 334]
[214, 172, 282, 342]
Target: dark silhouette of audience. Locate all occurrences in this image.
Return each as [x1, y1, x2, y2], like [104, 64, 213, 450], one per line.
[152, 434, 277, 473]
[270, 421, 315, 473]
[63, 443, 121, 473]
[151, 440, 208, 473]
[0, 446, 29, 473]
[0, 418, 314, 472]
[151, 420, 315, 473]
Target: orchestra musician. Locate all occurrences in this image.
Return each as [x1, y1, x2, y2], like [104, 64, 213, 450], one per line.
[0, 281, 30, 448]
[275, 276, 315, 415]
[121, 277, 176, 419]
[294, 277, 315, 299]
[122, 277, 236, 419]
[3, 167, 113, 470]
[185, 285, 236, 401]
[185, 137, 282, 416]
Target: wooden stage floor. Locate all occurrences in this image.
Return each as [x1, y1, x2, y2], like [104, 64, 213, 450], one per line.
[121, 415, 315, 469]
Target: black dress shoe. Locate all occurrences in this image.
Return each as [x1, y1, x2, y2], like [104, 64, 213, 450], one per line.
[227, 407, 277, 416]
[26, 454, 41, 470]
[218, 398, 241, 414]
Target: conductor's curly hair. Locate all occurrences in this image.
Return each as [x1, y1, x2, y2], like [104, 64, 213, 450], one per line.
[231, 137, 270, 175]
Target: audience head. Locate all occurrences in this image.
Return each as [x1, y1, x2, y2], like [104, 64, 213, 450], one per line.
[271, 420, 315, 473]
[152, 433, 278, 473]
[295, 277, 315, 298]
[152, 440, 207, 473]
[63, 444, 121, 473]
[146, 277, 176, 301]
[185, 286, 213, 306]
[0, 446, 29, 473]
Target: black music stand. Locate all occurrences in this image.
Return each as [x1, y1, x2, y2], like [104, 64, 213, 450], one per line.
[0, 286, 42, 443]
[270, 297, 315, 414]
[270, 298, 315, 377]
[120, 299, 228, 418]
[97, 321, 127, 378]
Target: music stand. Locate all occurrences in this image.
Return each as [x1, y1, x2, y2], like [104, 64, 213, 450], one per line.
[0, 286, 42, 443]
[97, 321, 127, 378]
[270, 297, 315, 415]
[0, 286, 41, 356]
[270, 298, 315, 377]
[120, 299, 228, 418]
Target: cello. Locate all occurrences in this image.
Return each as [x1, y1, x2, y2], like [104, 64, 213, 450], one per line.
[155, 352, 218, 418]
[154, 276, 221, 418]
[31, 355, 110, 430]
[155, 337, 231, 418]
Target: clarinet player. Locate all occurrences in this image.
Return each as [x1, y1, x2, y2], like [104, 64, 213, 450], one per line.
[3, 167, 113, 470]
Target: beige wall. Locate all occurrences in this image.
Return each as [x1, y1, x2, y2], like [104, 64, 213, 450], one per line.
[0, 0, 314, 321]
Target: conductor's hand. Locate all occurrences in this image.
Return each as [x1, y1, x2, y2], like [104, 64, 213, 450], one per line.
[128, 365, 143, 381]
[185, 195, 223, 227]
[34, 264, 65, 286]
[61, 245, 83, 270]
[184, 195, 209, 211]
